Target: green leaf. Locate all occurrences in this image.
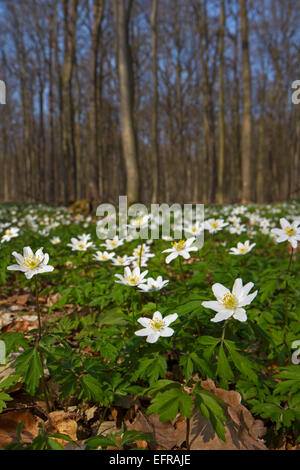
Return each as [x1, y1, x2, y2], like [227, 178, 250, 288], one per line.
[15, 347, 43, 395]
[147, 387, 193, 421]
[98, 308, 128, 327]
[121, 430, 154, 446]
[216, 344, 234, 387]
[224, 341, 258, 384]
[179, 355, 194, 381]
[85, 435, 118, 450]
[80, 374, 103, 401]
[46, 437, 65, 450]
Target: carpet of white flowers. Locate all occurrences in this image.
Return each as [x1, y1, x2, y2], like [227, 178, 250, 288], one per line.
[0, 201, 299, 450]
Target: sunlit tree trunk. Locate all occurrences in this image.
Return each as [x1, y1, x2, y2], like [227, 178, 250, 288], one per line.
[114, 0, 139, 205]
[216, 0, 225, 204]
[240, 0, 252, 203]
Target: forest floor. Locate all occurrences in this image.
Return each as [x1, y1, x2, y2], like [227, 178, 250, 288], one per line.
[0, 201, 299, 450]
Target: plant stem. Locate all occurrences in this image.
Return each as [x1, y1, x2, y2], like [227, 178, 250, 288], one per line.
[34, 278, 53, 413]
[220, 320, 228, 345]
[131, 288, 135, 331]
[179, 257, 187, 290]
[284, 247, 294, 327]
[186, 417, 191, 450]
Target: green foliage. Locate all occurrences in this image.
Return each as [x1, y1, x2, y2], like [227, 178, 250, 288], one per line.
[1, 201, 299, 448]
[85, 427, 154, 450]
[146, 380, 193, 421]
[5, 422, 77, 450]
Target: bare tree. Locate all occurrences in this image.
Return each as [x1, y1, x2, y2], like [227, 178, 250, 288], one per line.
[114, 0, 139, 205]
[240, 0, 252, 202]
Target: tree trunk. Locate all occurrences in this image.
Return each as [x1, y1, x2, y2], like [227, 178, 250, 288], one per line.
[216, 0, 225, 203]
[151, 0, 159, 203]
[240, 0, 252, 202]
[114, 0, 139, 205]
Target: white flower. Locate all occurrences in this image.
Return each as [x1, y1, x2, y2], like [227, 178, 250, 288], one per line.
[229, 224, 246, 235]
[101, 236, 124, 250]
[291, 340, 300, 365]
[247, 229, 257, 239]
[67, 234, 95, 251]
[249, 214, 261, 226]
[271, 218, 300, 249]
[93, 251, 115, 262]
[115, 266, 148, 286]
[204, 219, 228, 233]
[184, 221, 204, 237]
[135, 311, 178, 343]
[260, 226, 270, 235]
[138, 276, 169, 292]
[228, 215, 241, 226]
[7, 247, 54, 279]
[229, 240, 256, 255]
[111, 255, 132, 267]
[162, 237, 198, 264]
[162, 235, 174, 242]
[132, 244, 154, 260]
[232, 205, 247, 215]
[50, 236, 61, 245]
[128, 215, 151, 229]
[202, 278, 258, 323]
[129, 256, 150, 268]
[1, 227, 20, 243]
[260, 218, 270, 229]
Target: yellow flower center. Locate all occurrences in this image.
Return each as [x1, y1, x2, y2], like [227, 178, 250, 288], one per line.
[172, 240, 185, 251]
[221, 293, 237, 309]
[134, 217, 145, 227]
[23, 255, 40, 270]
[211, 221, 219, 229]
[110, 240, 117, 246]
[285, 226, 295, 236]
[5, 230, 12, 236]
[149, 319, 164, 331]
[127, 275, 139, 285]
[239, 247, 247, 253]
[77, 243, 85, 249]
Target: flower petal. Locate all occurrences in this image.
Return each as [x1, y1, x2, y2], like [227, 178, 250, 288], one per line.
[202, 301, 223, 313]
[212, 283, 230, 300]
[163, 313, 178, 326]
[137, 317, 151, 327]
[160, 327, 174, 337]
[233, 308, 247, 322]
[146, 332, 160, 343]
[153, 311, 162, 322]
[135, 328, 152, 336]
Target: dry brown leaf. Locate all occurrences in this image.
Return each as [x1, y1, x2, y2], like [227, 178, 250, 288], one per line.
[45, 411, 77, 447]
[0, 409, 43, 448]
[46, 293, 62, 307]
[0, 294, 29, 306]
[85, 405, 98, 422]
[97, 420, 117, 436]
[126, 411, 178, 449]
[3, 318, 38, 333]
[136, 440, 148, 449]
[126, 379, 267, 450]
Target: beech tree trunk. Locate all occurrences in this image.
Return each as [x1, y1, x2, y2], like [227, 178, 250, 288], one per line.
[114, 0, 139, 205]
